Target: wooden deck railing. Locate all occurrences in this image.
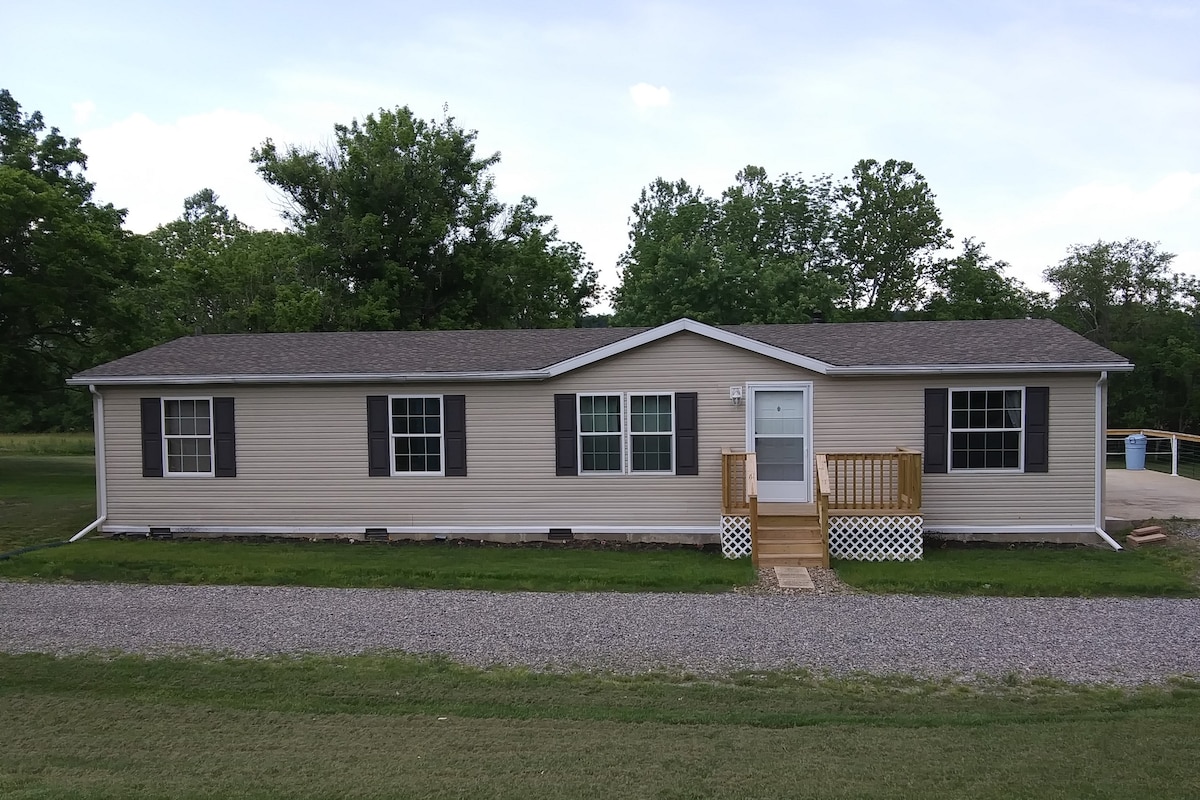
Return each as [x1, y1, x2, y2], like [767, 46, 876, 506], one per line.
[815, 454, 831, 559]
[721, 449, 754, 514]
[722, 448, 921, 513]
[823, 449, 922, 513]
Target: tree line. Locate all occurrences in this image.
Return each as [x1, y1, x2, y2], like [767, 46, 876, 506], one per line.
[1, 89, 1197, 433]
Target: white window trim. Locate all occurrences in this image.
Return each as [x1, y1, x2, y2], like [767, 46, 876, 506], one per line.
[162, 396, 215, 478]
[948, 386, 1026, 474]
[576, 391, 676, 476]
[388, 394, 446, 477]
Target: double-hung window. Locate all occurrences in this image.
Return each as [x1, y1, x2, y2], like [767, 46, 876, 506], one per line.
[163, 398, 213, 476]
[391, 396, 443, 475]
[950, 389, 1023, 470]
[578, 393, 674, 474]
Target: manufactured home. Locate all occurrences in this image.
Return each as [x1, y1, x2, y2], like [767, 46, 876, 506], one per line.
[68, 318, 1134, 564]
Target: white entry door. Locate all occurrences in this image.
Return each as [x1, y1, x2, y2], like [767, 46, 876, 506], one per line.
[748, 386, 811, 502]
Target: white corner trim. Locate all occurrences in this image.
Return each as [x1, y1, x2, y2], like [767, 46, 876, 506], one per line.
[544, 318, 836, 377]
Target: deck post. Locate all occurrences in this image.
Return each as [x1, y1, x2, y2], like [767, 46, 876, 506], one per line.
[1172, 434, 1179, 476]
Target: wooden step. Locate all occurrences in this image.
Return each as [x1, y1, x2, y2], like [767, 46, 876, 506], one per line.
[758, 544, 825, 556]
[756, 530, 823, 545]
[757, 502, 818, 516]
[757, 514, 819, 526]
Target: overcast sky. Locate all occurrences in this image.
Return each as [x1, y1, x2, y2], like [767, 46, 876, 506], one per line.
[4, 0, 1198, 303]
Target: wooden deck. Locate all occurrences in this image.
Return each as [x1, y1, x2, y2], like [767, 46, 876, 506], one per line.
[722, 449, 923, 566]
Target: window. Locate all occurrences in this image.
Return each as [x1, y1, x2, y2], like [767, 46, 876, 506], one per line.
[950, 389, 1022, 470]
[391, 396, 443, 474]
[163, 398, 213, 476]
[578, 393, 674, 474]
[630, 394, 673, 472]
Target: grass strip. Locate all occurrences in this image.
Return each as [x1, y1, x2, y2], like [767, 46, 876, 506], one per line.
[2, 653, 1199, 799]
[836, 536, 1200, 597]
[0, 537, 756, 592]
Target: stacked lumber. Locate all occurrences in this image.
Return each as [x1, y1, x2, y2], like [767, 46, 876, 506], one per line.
[1126, 526, 1168, 547]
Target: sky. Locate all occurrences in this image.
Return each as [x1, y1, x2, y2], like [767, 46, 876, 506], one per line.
[3, 0, 1198, 306]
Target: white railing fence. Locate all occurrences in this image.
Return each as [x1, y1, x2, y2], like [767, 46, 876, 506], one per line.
[1105, 428, 1200, 480]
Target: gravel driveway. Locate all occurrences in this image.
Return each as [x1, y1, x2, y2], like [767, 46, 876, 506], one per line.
[3, 582, 1199, 685]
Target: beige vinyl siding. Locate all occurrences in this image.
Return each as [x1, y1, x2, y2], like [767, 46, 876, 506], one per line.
[812, 374, 1098, 528]
[99, 331, 1099, 533]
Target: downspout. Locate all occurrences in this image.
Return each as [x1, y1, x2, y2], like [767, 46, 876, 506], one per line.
[70, 384, 107, 542]
[1093, 371, 1121, 551]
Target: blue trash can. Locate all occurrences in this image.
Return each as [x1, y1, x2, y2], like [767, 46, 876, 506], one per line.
[1125, 434, 1147, 470]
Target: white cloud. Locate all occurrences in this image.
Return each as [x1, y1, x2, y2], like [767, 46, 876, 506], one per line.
[953, 172, 1200, 286]
[72, 100, 96, 124]
[79, 109, 291, 232]
[629, 83, 671, 109]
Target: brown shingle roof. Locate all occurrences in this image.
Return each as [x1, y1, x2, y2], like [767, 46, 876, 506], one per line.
[74, 327, 648, 379]
[71, 318, 1130, 381]
[727, 318, 1125, 367]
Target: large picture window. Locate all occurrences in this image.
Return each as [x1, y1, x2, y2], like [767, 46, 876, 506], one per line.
[950, 389, 1022, 470]
[163, 398, 213, 475]
[578, 393, 674, 474]
[391, 396, 443, 474]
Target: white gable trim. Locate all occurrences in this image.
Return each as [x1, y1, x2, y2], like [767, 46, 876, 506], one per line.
[544, 318, 836, 376]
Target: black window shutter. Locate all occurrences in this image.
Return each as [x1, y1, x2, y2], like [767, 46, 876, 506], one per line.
[924, 388, 948, 474]
[140, 397, 163, 478]
[443, 395, 467, 477]
[1025, 387, 1050, 473]
[366, 396, 391, 477]
[674, 392, 699, 476]
[554, 393, 578, 476]
[213, 397, 237, 478]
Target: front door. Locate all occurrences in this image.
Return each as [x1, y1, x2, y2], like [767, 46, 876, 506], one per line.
[748, 385, 812, 502]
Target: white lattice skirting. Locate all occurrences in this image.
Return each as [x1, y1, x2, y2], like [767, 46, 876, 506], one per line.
[829, 515, 923, 561]
[720, 515, 752, 559]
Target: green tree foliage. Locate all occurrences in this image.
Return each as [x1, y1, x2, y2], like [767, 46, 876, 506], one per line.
[251, 107, 597, 330]
[924, 238, 1043, 321]
[0, 90, 141, 430]
[612, 167, 841, 326]
[131, 189, 333, 340]
[613, 160, 951, 325]
[1045, 239, 1199, 432]
[835, 159, 953, 317]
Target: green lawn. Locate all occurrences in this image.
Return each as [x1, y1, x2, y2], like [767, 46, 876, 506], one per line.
[0, 455, 96, 551]
[2, 653, 1198, 799]
[836, 534, 1200, 597]
[0, 537, 756, 592]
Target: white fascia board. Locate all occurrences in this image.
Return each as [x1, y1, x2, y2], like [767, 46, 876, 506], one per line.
[544, 318, 835, 377]
[66, 370, 548, 387]
[828, 362, 1135, 376]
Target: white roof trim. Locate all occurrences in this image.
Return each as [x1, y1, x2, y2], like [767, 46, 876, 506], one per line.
[827, 362, 1135, 376]
[66, 370, 548, 386]
[68, 317, 1134, 386]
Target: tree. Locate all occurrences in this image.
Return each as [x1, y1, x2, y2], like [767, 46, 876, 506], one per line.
[0, 89, 141, 430]
[1045, 239, 1199, 432]
[135, 189, 333, 339]
[251, 107, 597, 330]
[923, 238, 1039, 321]
[612, 167, 841, 326]
[834, 158, 953, 317]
